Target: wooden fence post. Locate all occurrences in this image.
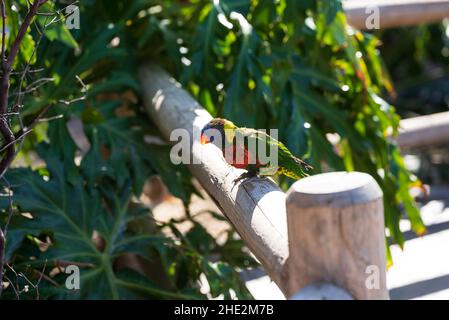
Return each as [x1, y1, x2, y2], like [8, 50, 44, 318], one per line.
[285, 171, 389, 300]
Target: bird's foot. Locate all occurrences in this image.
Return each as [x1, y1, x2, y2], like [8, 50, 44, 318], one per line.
[233, 171, 257, 184]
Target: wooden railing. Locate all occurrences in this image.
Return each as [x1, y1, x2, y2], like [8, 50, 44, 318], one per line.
[344, 0, 449, 29]
[397, 111, 449, 150]
[139, 65, 390, 300]
[344, 0, 449, 149]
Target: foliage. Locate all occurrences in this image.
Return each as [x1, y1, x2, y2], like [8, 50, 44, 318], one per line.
[376, 23, 449, 117]
[0, 0, 427, 299]
[0, 0, 254, 299]
[1, 129, 254, 299]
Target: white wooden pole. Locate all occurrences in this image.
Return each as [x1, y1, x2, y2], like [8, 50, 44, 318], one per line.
[397, 111, 449, 149]
[344, 0, 449, 29]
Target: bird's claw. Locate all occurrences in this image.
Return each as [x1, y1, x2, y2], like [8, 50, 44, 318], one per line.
[233, 171, 257, 184]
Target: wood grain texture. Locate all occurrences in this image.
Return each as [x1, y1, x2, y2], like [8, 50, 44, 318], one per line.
[286, 172, 389, 299]
[138, 64, 290, 295]
[344, 0, 449, 29]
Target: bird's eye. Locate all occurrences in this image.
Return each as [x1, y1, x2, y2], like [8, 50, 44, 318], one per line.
[210, 136, 215, 142]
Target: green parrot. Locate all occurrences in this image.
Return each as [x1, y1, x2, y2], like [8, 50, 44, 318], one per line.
[200, 118, 312, 181]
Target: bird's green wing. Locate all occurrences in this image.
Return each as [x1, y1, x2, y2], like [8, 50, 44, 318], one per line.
[235, 128, 311, 179]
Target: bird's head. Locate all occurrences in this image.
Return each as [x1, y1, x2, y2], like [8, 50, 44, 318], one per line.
[200, 118, 236, 145]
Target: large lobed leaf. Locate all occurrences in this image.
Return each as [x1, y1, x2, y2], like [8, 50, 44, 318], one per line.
[3, 143, 193, 299]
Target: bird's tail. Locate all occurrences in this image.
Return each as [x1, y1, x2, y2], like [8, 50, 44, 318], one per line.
[293, 156, 313, 171]
[288, 156, 313, 180]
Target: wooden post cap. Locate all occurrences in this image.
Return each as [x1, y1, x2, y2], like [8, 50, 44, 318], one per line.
[285, 171, 389, 300]
[286, 171, 383, 208]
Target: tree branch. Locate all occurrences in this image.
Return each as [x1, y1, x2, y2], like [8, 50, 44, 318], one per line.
[0, 0, 47, 179]
[0, 0, 48, 297]
[0, 1, 5, 69]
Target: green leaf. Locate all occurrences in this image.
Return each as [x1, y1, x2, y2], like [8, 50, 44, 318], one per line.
[3, 146, 179, 299]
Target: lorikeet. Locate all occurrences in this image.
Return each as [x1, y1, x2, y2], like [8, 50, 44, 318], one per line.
[200, 118, 312, 181]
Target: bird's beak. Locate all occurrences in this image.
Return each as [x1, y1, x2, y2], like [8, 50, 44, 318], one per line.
[200, 132, 209, 145]
[200, 125, 211, 145]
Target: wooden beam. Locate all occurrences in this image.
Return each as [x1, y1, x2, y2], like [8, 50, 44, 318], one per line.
[397, 111, 449, 149]
[138, 64, 291, 295]
[344, 0, 449, 29]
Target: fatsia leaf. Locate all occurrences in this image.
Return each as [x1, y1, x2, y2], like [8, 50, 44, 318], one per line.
[3, 146, 183, 299]
[79, 101, 153, 195]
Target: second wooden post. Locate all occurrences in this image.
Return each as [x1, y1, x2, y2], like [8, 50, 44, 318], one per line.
[285, 171, 389, 300]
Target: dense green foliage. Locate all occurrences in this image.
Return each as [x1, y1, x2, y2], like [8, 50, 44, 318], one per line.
[0, 0, 426, 299]
[378, 23, 449, 117]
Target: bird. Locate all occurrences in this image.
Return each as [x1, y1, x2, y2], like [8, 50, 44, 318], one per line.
[200, 118, 313, 181]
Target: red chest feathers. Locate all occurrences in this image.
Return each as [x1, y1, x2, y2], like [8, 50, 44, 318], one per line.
[222, 145, 260, 169]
